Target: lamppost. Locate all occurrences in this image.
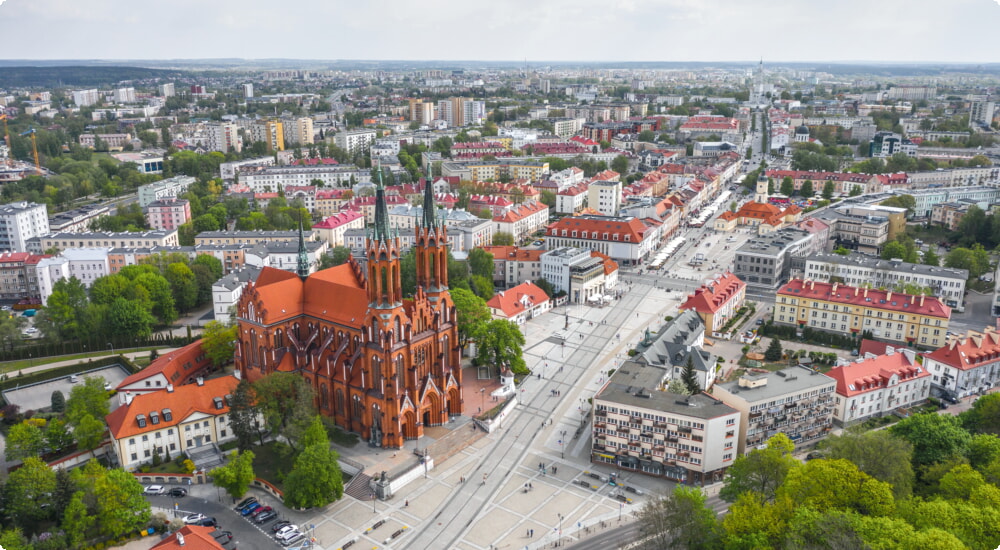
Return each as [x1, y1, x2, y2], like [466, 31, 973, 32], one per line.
[558, 513, 563, 546]
[479, 388, 485, 414]
[108, 342, 114, 356]
[371, 492, 376, 513]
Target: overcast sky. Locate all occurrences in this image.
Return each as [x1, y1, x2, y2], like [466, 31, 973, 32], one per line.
[2, 0, 1000, 63]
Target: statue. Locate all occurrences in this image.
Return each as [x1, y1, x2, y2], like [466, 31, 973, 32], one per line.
[380, 471, 387, 482]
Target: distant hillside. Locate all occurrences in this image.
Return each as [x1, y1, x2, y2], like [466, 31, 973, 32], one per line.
[0, 65, 187, 87]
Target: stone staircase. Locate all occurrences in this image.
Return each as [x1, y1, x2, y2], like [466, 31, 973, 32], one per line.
[188, 444, 223, 471]
[344, 471, 374, 501]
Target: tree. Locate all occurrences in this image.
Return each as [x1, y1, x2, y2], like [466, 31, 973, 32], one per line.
[66, 376, 110, 426]
[879, 194, 916, 215]
[779, 458, 895, 517]
[960, 393, 1000, 435]
[108, 296, 155, 338]
[800, 180, 814, 198]
[764, 338, 783, 362]
[210, 450, 256, 499]
[637, 486, 720, 550]
[320, 246, 352, 269]
[945, 244, 991, 278]
[849, 185, 863, 197]
[720, 433, 798, 503]
[0, 312, 26, 351]
[533, 277, 554, 298]
[492, 232, 515, 246]
[470, 274, 495, 300]
[468, 248, 494, 280]
[301, 415, 329, 448]
[76, 413, 107, 457]
[51, 390, 66, 413]
[253, 372, 316, 451]
[193, 253, 224, 282]
[476, 319, 527, 375]
[5, 457, 57, 527]
[780, 177, 794, 197]
[833, 246, 851, 256]
[283, 443, 344, 509]
[452, 287, 491, 352]
[46, 417, 74, 452]
[94, 467, 151, 537]
[229, 378, 263, 450]
[611, 155, 629, 175]
[821, 429, 914, 499]
[680, 356, 700, 395]
[165, 262, 198, 312]
[923, 248, 940, 267]
[822, 180, 835, 200]
[0, 529, 31, 550]
[540, 190, 556, 208]
[5, 420, 46, 461]
[201, 320, 238, 368]
[890, 413, 972, 468]
[62, 491, 94, 549]
[881, 241, 908, 261]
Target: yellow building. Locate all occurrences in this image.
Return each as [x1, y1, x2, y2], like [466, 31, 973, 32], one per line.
[467, 161, 548, 182]
[774, 279, 951, 348]
[265, 120, 285, 152]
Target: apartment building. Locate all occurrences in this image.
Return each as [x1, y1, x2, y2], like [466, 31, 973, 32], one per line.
[556, 183, 589, 214]
[145, 198, 191, 231]
[36, 248, 112, 305]
[193, 230, 313, 246]
[0, 252, 48, 301]
[679, 271, 747, 334]
[79, 134, 131, 150]
[220, 157, 274, 182]
[813, 209, 890, 256]
[212, 265, 263, 325]
[923, 328, 1000, 400]
[138, 176, 196, 208]
[545, 215, 660, 266]
[35, 230, 179, 254]
[311, 211, 365, 247]
[239, 165, 362, 191]
[588, 180, 623, 217]
[493, 200, 550, 242]
[826, 348, 930, 426]
[774, 279, 951, 348]
[0, 202, 49, 253]
[592, 363, 740, 484]
[480, 246, 545, 289]
[205, 122, 242, 153]
[931, 200, 976, 231]
[441, 160, 549, 182]
[714, 366, 836, 455]
[284, 117, 314, 145]
[802, 251, 968, 310]
[334, 129, 378, 155]
[250, 120, 284, 152]
[158, 83, 175, 97]
[71, 89, 100, 106]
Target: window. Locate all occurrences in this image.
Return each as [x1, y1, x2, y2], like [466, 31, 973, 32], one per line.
[131, 453, 138, 461]
[128, 438, 135, 445]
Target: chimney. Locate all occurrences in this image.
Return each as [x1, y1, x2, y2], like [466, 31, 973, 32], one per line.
[125, 392, 134, 405]
[167, 384, 174, 393]
[863, 288, 869, 298]
[831, 282, 838, 294]
[177, 533, 185, 546]
[911, 295, 916, 304]
[920, 295, 925, 307]
[196, 377, 204, 386]
[886, 291, 892, 301]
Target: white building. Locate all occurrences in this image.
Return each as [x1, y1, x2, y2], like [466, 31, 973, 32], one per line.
[541, 246, 617, 304]
[158, 83, 175, 97]
[556, 183, 588, 214]
[0, 202, 49, 253]
[138, 176, 196, 208]
[212, 265, 262, 325]
[492, 200, 550, 242]
[205, 122, 242, 154]
[113, 87, 137, 104]
[923, 328, 1000, 400]
[220, 157, 275, 182]
[485, 281, 552, 324]
[35, 248, 111, 305]
[545, 215, 660, 266]
[242, 83, 254, 99]
[239, 165, 364, 191]
[312, 211, 365, 247]
[826, 347, 930, 426]
[587, 180, 623, 217]
[71, 89, 101, 107]
[334, 129, 378, 155]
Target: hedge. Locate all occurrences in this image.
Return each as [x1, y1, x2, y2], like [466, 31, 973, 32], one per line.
[0, 354, 140, 395]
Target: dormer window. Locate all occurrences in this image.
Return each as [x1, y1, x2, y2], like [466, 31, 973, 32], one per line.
[163, 409, 173, 422]
[214, 397, 224, 410]
[136, 414, 147, 428]
[225, 394, 233, 406]
[150, 412, 160, 425]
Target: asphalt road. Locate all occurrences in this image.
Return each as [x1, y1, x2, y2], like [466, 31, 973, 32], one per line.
[146, 489, 288, 549]
[565, 522, 640, 550]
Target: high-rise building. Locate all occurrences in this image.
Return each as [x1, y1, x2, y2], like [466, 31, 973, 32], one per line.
[462, 100, 486, 125]
[71, 89, 101, 107]
[158, 83, 175, 97]
[408, 99, 434, 125]
[970, 100, 996, 129]
[251, 120, 284, 152]
[206, 122, 242, 153]
[242, 83, 254, 99]
[587, 180, 623, 216]
[113, 87, 136, 103]
[0, 202, 49, 253]
[283, 117, 314, 145]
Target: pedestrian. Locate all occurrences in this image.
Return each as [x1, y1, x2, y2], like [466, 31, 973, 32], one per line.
[405, 500, 409, 507]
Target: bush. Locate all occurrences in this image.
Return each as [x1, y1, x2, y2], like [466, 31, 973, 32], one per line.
[182, 459, 196, 474]
[50, 390, 65, 413]
[627, 349, 638, 357]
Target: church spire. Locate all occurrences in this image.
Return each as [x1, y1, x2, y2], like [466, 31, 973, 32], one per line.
[421, 177, 436, 228]
[296, 220, 309, 279]
[373, 165, 391, 243]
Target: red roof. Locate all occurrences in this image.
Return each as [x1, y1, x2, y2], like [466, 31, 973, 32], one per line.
[923, 329, 1000, 370]
[117, 340, 211, 391]
[546, 216, 649, 243]
[479, 246, 544, 262]
[777, 279, 950, 320]
[765, 169, 876, 184]
[106, 375, 240, 440]
[826, 350, 927, 397]
[295, 158, 339, 166]
[248, 264, 368, 326]
[680, 272, 746, 314]
[313, 210, 364, 229]
[151, 526, 225, 550]
[493, 201, 549, 223]
[858, 338, 904, 357]
[486, 281, 550, 318]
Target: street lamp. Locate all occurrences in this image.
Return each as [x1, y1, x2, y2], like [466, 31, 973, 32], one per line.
[479, 388, 485, 414]
[558, 513, 563, 546]
[371, 492, 376, 513]
[108, 342, 114, 355]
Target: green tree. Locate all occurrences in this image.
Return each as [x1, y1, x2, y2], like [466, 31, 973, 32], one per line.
[193, 253, 224, 281]
[301, 415, 329, 448]
[800, 179, 814, 198]
[192, 213, 221, 232]
[610, 155, 629, 175]
[945, 245, 991, 278]
[540, 190, 556, 208]
[533, 277, 554, 298]
[46, 417, 74, 452]
[283, 443, 344, 508]
[470, 274, 495, 300]
[764, 338, 783, 362]
[468, 248, 494, 280]
[452, 287, 491, 353]
[320, 246, 352, 269]
[66, 376, 110, 426]
[62, 491, 94, 548]
[967, 433, 1000, 469]
[891, 413, 972, 468]
[680, 356, 700, 395]
[5, 420, 46, 461]
[780, 177, 794, 197]
[960, 393, 1000, 435]
[821, 429, 914, 499]
[134, 272, 178, 324]
[50, 390, 66, 412]
[822, 180, 835, 200]
[476, 319, 527, 375]
[881, 241, 908, 260]
[720, 433, 798, 503]
[76, 413, 107, 457]
[210, 450, 256, 499]
[165, 262, 198, 312]
[36, 276, 90, 340]
[923, 248, 940, 267]
[849, 185, 863, 197]
[0, 529, 31, 550]
[229, 378, 264, 450]
[253, 372, 316, 451]
[201, 320, 238, 368]
[5, 457, 57, 527]
[108, 296, 156, 338]
[879, 194, 916, 215]
[492, 232, 515, 246]
[833, 246, 851, 256]
[94, 467, 151, 537]
[779, 458, 895, 517]
[638, 486, 720, 550]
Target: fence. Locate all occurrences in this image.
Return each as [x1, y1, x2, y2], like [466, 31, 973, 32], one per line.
[0, 332, 197, 363]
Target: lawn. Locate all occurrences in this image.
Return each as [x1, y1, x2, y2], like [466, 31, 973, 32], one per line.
[251, 442, 290, 490]
[0, 347, 162, 374]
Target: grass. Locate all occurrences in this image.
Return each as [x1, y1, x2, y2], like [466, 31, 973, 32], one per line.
[144, 459, 191, 475]
[0, 347, 163, 374]
[251, 441, 290, 490]
[328, 425, 360, 448]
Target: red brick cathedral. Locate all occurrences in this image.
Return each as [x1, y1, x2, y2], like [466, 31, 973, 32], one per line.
[234, 179, 463, 448]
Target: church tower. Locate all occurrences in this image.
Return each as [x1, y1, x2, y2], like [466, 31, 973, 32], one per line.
[755, 176, 770, 204]
[366, 168, 403, 308]
[415, 179, 449, 292]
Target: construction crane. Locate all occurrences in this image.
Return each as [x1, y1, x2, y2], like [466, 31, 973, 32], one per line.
[0, 114, 11, 167]
[20, 127, 42, 175]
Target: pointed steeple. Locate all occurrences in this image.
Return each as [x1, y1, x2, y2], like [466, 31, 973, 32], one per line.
[421, 178, 436, 228]
[373, 165, 391, 243]
[296, 220, 309, 279]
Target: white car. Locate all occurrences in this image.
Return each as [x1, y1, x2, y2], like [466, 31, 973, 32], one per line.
[275, 525, 299, 539]
[183, 513, 207, 524]
[277, 529, 303, 543]
[144, 485, 165, 495]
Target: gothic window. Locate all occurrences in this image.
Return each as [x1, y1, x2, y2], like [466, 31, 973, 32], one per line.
[335, 389, 345, 414]
[274, 329, 283, 348]
[352, 395, 363, 420]
[442, 336, 450, 370]
[394, 316, 401, 338]
[320, 384, 329, 410]
[372, 357, 382, 389]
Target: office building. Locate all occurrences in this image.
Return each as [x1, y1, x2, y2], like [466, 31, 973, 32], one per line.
[0, 202, 49, 253]
[540, 246, 618, 304]
[732, 228, 815, 290]
[870, 131, 916, 158]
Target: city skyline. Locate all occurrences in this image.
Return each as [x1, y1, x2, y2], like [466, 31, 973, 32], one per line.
[3, 0, 1000, 63]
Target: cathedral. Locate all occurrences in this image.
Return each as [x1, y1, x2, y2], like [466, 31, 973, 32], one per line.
[234, 177, 463, 448]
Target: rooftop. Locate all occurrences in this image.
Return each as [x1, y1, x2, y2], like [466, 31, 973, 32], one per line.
[804, 251, 968, 280]
[716, 365, 836, 402]
[597, 362, 737, 420]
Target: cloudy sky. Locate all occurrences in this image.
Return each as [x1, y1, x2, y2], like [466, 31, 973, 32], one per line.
[2, 0, 999, 63]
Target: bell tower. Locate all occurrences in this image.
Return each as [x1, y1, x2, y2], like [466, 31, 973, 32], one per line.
[754, 176, 770, 204]
[414, 178, 449, 292]
[366, 168, 403, 308]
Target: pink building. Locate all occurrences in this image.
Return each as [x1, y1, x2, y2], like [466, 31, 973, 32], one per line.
[145, 198, 191, 231]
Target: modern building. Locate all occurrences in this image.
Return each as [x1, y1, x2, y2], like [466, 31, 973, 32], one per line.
[592, 364, 740, 484]
[234, 179, 462, 448]
[540, 247, 618, 304]
[36, 230, 179, 254]
[212, 265, 262, 325]
[205, 122, 242, 154]
[138, 176, 196, 208]
[870, 131, 916, 158]
[802, 252, 968, 310]
[35, 248, 112, 305]
[970, 100, 996, 129]
[679, 272, 747, 334]
[0, 202, 49, 253]
[334, 129, 378, 155]
[485, 281, 552, 324]
[826, 347, 930, 426]
[145, 198, 191, 231]
[713, 366, 836, 455]
[732, 228, 815, 290]
[923, 328, 1000, 400]
[242, 83, 254, 99]
[545, 215, 660, 265]
[774, 279, 951, 348]
[588, 180, 623, 217]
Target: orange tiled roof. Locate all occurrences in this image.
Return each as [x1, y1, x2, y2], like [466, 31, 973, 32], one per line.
[106, 375, 240, 440]
[117, 340, 209, 391]
[493, 201, 548, 223]
[480, 246, 545, 262]
[680, 272, 746, 314]
[924, 329, 1000, 370]
[547, 216, 648, 242]
[777, 279, 950, 319]
[826, 351, 927, 397]
[249, 264, 368, 326]
[590, 251, 619, 275]
[151, 526, 225, 550]
[486, 281, 550, 318]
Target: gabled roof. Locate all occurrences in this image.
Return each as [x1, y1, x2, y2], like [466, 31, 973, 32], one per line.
[826, 349, 926, 397]
[924, 328, 1000, 370]
[117, 340, 209, 391]
[777, 279, 950, 319]
[680, 272, 746, 314]
[487, 281, 550, 318]
[151, 526, 225, 550]
[479, 246, 544, 262]
[493, 201, 548, 223]
[106, 375, 240, 440]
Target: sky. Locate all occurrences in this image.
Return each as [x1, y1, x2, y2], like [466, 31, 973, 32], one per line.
[2, 0, 1000, 63]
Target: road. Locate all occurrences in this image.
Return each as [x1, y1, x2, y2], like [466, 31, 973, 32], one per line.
[565, 522, 640, 550]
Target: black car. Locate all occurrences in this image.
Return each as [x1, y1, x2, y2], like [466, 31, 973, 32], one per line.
[212, 531, 233, 542]
[235, 497, 257, 510]
[271, 520, 292, 533]
[255, 510, 278, 524]
[168, 488, 187, 497]
[199, 517, 217, 527]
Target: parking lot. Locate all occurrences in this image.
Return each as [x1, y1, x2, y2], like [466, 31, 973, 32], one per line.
[1, 364, 131, 412]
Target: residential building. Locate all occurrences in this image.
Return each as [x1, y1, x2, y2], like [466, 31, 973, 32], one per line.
[931, 200, 976, 231]
[713, 366, 837, 455]
[774, 279, 951, 347]
[106, 374, 240, 470]
[764, 170, 882, 196]
[923, 328, 1000, 400]
[145, 198, 191, 231]
[35, 248, 111, 305]
[334, 129, 378, 155]
[284, 117, 314, 145]
[588, 180, 623, 217]
[887, 86, 936, 101]
[679, 272, 747, 334]
[545, 215, 660, 265]
[387, 205, 478, 231]
[152, 526, 225, 550]
[138, 176, 196, 208]
[194, 230, 312, 246]
[0, 202, 49, 253]
[250, 120, 284, 152]
[870, 131, 916, 158]
[540, 247, 618, 304]
[112, 87, 136, 103]
[37, 230, 179, 254]
[592, 363, 740, 484]
[873, 186, 1000, 218]
[480, 246, 545, 289]
[212, 265, 263, 325]
[311, 211, 365, 247]
[812, 208, 890, 256]
[239, 164, 363, 191]
[242, 83, 254, 99]
[219, 156, 274, 182]
[79, 134, 131, 150]
[493, 200, 550, 242]
[732, 228, 815, 290]
[115, 341, 218, 395]
[158, 83, 175, 97]
[826, 348, 930, 426]
[486, 281, 552, 324]
[0, 252, 48, 301]
[631, 310, 720, 391]
[71, 89, 100, 107]
[970, 100, 996, 129]
[802, 251, 968, 310]
[205, 122, 242, 153]
[556, 183, 589, 214]
[441, 160, 549, 182]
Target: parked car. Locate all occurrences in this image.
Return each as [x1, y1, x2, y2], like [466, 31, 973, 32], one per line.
[272, 521, 292, 534]
[167, 487, 187, 497]
[240, 503, 261, 516]
[235, 497, 257, 510]
[276, 527, 301, 541]
[281, 533, 305, 547]
[255, 510, 278, 523]
[250, 505, 272, 518]
[198, 517, 217, 527]
[212, 531, 233, 542]
[183, 513, 207, 524]
[144, 485, 165, 495]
